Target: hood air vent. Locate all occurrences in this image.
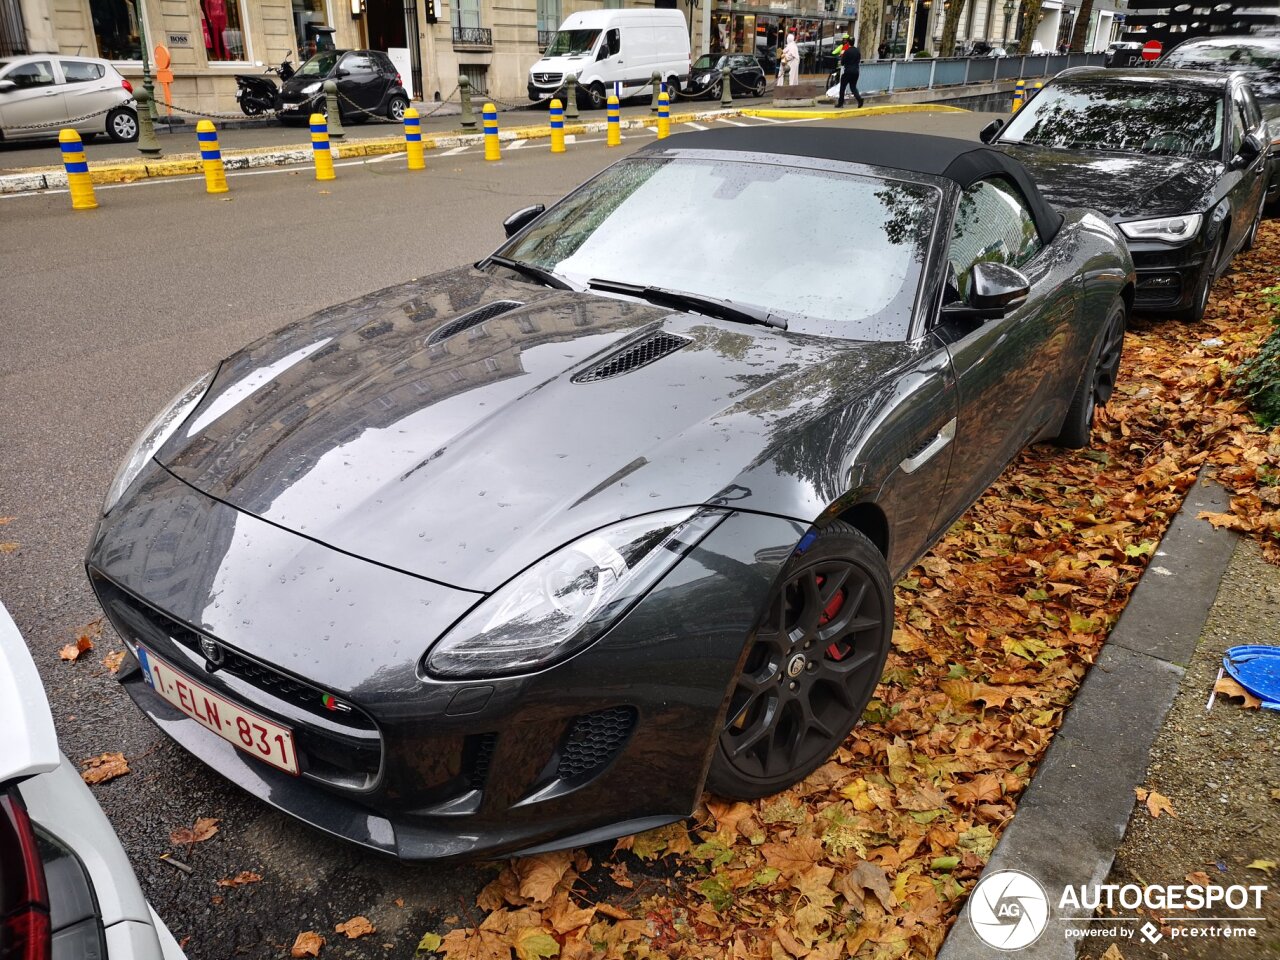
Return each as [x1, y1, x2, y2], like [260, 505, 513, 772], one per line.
[573, 331, 692, 384]
[426, 300, 523, 346]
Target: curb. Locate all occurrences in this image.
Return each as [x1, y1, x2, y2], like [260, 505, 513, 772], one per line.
[937, 470, 1238, 960]
[0, 103, 968, 194]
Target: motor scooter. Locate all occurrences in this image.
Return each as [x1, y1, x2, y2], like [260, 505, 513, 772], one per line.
[234, 56, 295, 116]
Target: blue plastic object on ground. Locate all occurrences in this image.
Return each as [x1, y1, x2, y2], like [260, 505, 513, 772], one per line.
[1223, 645, 1280, 711]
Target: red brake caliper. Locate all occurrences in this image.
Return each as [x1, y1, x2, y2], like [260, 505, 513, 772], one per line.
[816, 575, 849, 661]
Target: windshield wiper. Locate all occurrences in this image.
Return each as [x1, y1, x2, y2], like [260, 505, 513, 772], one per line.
[484, 255, 573, 290]
[587, 278, 788, 330]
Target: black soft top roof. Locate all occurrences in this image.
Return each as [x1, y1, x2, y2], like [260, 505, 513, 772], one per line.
[645, 127, 1065, 243]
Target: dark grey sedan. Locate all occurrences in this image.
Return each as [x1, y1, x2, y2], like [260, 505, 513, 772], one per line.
[86, 129, 1133, 861]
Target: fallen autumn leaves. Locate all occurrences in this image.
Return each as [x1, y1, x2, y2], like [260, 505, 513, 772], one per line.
[422, 223, 1280, 960]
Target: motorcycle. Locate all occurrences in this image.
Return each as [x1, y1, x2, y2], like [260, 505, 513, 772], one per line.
[234, 56, 295, 116]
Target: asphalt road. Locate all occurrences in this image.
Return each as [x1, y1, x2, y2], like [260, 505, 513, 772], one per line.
[0, 109, 991, 959]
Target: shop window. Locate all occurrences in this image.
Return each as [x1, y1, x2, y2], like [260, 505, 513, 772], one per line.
[89, 0, 143, 61]
[292, 0, 335, 60]
[199, 0, 249, 62]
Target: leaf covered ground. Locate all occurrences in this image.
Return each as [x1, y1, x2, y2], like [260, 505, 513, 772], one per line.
[424, 224, 1280, 960]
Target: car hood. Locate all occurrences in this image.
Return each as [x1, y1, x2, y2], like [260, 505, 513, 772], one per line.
[0, 603, 60, 784]
[157, 267, 912, 592]
[996, 143, 1222, 219]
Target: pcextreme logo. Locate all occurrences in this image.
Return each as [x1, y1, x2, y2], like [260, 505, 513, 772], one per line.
[968, 869, 1051, 951]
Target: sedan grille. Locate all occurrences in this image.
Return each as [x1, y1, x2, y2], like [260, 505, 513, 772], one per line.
[555, 706, 636, 780]
[426, 300, 523, 346]
[533, 72, 562, 84]
[572, 331, 691, 383]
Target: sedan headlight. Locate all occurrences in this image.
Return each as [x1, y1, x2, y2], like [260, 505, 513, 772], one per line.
[1118, 213, 1203, 244]
[102, 373, 213, 515]
[425, 508, 726, 679]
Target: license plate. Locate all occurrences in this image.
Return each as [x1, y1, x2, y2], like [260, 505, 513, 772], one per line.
[137, 646, 299, 775]
[282, 103, 298, 111]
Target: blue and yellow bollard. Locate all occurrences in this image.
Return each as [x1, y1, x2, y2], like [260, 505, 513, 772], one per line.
[483, 103, 501, 162]
[196, 119, 228, 194]
[606, 94, 621, 147]
[1012, 79, 1026, 112]
[549, 99, 566, 153]
[403, 107, 424, 170]
[310, 113, 335, 181]
[59, 128, 97, 210]
[657, 92, 670, 140]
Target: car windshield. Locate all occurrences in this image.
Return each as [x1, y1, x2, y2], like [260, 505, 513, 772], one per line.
[999, 79, 1223, 158]
[544, 30, 600, 56]
[496, 156, 938, 341]
[1164, 41, 1280, 69]
[297, 52, 340, 77]
[693, 55, 724, 69]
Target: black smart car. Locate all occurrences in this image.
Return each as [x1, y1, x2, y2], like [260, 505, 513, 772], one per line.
[686, 53, 767, 99]
[277, 49, 409, 124]
[982, 67, 1270, 321]
[86, 129, 1133, 861]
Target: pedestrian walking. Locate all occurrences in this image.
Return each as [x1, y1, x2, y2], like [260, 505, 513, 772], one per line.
[783, 34, 800, 87]
[836, 36, 864, 108]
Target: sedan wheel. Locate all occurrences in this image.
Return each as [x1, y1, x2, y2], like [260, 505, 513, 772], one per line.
[106, 107, 138, 142]
[707, 522, 892, 800]
[754, 76, 766, 97]
[1054, 298, 1125, 449]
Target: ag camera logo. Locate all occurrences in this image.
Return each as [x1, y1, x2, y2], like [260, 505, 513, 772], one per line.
[969, 869, 1051, 950]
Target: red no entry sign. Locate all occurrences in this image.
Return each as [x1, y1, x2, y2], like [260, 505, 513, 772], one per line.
[1142, 39, 1163, 60]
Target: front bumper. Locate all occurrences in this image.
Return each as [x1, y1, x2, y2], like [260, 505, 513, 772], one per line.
[87, 465, 804, 860]
[277, 95, 321, 118]
[1127, 239, 1210, 314]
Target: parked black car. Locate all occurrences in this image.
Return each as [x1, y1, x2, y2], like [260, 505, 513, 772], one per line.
[982, 68, 1270, 321]
[1160, 35, 1280, 208]
[686, 53, 767, 98]
[277, 49, 409, 124]
[86, 129, 1133, 861]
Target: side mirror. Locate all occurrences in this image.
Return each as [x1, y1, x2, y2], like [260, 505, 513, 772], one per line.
[943, 261, 1030, 321]
[503, 203, 545, 238]
[334, 68, 349, 78]
[0, 79, 15, 93]
[1232, 132, 1264, 169]
[979, 118, 1004, 144]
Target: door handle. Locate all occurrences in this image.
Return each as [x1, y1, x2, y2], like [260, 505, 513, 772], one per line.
[900, 417, 956, 474]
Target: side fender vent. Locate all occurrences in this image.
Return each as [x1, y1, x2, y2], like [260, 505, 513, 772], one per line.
[572, 331, 691, 383]
[426, 300, 523, 346]
[555, 706, 636, 781]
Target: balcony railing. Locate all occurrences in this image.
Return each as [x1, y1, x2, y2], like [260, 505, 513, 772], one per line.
[452, 26, 492, 49]
[538, 28, 555, 50]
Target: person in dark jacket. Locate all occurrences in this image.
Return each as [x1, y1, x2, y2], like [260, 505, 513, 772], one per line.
[836, 37, 864, 108]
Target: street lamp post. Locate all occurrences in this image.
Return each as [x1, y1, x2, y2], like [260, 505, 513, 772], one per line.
[1003, 0, 1015, 43]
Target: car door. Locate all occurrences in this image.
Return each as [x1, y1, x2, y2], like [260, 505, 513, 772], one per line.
[931, 177, 1080, 528]
[59, 60, 114, 133]
[337, 53, 379, 112]
[601, 27, 624, 95]
[1229, 83, 1268, 242]
[0, 59, 66, 136]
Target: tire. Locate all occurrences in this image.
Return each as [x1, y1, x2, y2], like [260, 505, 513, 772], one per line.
[707, 521, 893, 800]
[588, 82, 607, 109]
[1169, 232, 1225, 322]
[1054, 297, 1126, 449]
[753, 76, 766, 97]
[387, 96, 408, 121]
[708, 80, 722, 101]
[105, 106, 138, 142]
[241, 98, 265, 117]
[666, 77, 680, 102]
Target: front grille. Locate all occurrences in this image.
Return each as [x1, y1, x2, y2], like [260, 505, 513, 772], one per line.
[555, 707, 636, 781]
[426, 300, 523, 346]
[533, 72, 562, 84]
[572, 332, 691, 383]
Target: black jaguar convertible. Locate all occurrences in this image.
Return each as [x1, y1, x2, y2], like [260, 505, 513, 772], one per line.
[86, 129, 1134, 860]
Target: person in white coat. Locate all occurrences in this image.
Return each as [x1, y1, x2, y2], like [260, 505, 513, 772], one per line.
[783, 34, 800, 87]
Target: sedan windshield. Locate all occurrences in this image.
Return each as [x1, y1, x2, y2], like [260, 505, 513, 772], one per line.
[999, 79, 1224, 158]
[496, 156, 938, 341]
[297, 52, 340, 77]
[544, 30, 600, 56]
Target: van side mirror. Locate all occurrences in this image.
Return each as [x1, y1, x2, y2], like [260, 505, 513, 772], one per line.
[979, 118, 1004, 144]
[503, 203, 545, 238]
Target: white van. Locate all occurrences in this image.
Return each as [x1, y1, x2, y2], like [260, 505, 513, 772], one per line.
[528, 8, 690, 108]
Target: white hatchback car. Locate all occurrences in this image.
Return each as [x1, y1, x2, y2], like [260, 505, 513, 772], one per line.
[0, 54, 138, 142]
[1, 602, 185, 959]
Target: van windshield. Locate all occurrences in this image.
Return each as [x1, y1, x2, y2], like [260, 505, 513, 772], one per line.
[545, 29, 600, 56]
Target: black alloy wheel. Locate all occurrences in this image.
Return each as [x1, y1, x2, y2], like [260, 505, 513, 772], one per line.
[708, 522, 893, 799]
[1054, 297, 1126, 448]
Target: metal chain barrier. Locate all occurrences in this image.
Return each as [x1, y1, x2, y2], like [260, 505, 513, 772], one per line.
[4, 103, 115, 132]
[158, 98, 276, 122]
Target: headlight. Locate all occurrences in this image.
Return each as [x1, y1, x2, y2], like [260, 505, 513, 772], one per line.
[425, 509, 726, 679]
[1119, 213, 1203, 244]
[102, 373, 213, 515]
[300, 81, 321, 95]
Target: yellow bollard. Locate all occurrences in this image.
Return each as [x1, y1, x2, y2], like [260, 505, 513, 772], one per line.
[1012, 79, 1025, 113]
[483, 103, 501, 161]
[196, 119, 228, 194]
[657, 92, 670, 140]
[549, 98, 566, 153]
[606, 94, 621, 147]
[58, 128, 97, 211]
[403, 107, 425, 171]
[310, 113, 335, 181]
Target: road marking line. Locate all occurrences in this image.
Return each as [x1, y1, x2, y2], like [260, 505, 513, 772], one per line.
[564, 134, 576, 143]
[684, 121, 708, 130]
[718, 119, 747, 127]
[509, 139, 527, 149]
[753, 115, 782, 123]
[440, 146, 468, 156]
